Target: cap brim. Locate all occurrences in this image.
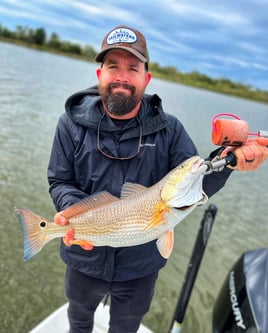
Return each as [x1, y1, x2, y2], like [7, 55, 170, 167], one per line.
[95, 46, 147, 63]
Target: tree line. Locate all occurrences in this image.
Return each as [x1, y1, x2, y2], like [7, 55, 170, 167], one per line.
[0, 24, 97, 60]
[1, 23, 267, 104]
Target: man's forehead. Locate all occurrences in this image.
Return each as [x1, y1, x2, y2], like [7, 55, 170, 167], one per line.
[103, 49, 142, 64]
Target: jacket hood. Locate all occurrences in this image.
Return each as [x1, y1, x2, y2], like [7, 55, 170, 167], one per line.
[65, 85, 168, 137]
[65, 85, 102, 128]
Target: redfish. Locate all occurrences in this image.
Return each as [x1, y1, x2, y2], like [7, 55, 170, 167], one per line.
[16, 156, 208, 261]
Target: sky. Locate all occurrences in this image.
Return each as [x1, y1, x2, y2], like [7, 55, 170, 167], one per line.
[1, 0, 268, 90]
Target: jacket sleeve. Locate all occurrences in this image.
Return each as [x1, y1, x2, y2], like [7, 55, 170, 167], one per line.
[47, 114, 89, 211]
[202, 147, 233, 197]
[167, 115, 233, 198]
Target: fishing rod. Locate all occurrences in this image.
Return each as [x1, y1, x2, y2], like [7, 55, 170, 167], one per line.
[169, 203, 218, 333]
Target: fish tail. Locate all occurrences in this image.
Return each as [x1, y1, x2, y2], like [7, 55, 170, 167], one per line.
[15, 207, 52, 261]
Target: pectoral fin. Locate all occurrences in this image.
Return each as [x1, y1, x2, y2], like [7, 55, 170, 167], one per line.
[144, 201, 170, 231]
[156, 229, 174, 259]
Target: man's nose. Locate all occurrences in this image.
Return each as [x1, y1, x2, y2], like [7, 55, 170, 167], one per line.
[115, 68, 129, 82]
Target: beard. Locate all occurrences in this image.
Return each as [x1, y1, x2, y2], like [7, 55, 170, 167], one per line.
[98, 82, 144, 116]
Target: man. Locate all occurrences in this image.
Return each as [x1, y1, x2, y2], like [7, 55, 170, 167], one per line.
[47, 25, 268, 333]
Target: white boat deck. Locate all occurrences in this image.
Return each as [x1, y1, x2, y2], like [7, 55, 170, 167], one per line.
[29, 303, 153, 333]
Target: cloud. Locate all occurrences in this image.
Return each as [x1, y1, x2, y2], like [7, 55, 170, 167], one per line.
[0, 0, 267, 89]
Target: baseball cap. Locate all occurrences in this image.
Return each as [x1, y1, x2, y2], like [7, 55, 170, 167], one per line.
[95, 25, 149, 65]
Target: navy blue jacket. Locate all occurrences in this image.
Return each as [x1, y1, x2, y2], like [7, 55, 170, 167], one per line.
[48, 86, 232, 281]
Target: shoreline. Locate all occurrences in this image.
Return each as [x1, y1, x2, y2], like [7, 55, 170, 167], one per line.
[1, 37, 267, 105]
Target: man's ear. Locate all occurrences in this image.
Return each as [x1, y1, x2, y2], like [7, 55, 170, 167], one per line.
[145, 71, 152, 87]
[96, 67, 102, 80]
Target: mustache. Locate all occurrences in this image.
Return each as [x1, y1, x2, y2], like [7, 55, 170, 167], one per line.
[109, 82, 135, 93]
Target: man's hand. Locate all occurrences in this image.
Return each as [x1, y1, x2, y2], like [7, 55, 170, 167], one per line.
[221, 137, 268, 171]
[63, 228, 75, 246]
[54, 212, 93, 251]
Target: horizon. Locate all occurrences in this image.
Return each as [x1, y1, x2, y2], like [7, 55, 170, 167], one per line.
[1, 0, 268, 90]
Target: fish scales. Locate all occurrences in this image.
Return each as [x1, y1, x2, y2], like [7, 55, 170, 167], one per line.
[67, 183, 163, 244]
[16, 156, 208, 260]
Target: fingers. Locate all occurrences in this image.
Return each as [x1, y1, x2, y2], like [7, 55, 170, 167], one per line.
[62, 227, 94, 251]
[220, 146, 234, 158]
[54, 212, 69, 225]
[251, 137, 268, 147]
[243, 139, 268, 168]
[221, 137, 268, 171]
[63, 228, 75, 246]
[55, 210, 94, 251]
[241, 144, 255, 163]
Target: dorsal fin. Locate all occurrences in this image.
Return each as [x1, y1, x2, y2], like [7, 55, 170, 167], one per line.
[120, 182, 147, 199]
[62, 191, 119, 219]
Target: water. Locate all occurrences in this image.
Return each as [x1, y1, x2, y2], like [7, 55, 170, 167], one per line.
[1, 41, 268, 333]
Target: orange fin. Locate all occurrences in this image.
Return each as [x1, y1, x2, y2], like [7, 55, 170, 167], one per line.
[69, 239, 94, 250]
[62, 191, 119, 219]
[120, 182, 147, 199]
[144, 201, 170, 230]
[156, 230, 174, 259]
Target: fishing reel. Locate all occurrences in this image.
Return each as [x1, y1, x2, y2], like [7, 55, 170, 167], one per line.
[211, 113, 268, 146]
[204, 113, 268, 174]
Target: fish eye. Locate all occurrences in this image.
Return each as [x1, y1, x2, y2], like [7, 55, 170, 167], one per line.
[40, 221, 46, 228]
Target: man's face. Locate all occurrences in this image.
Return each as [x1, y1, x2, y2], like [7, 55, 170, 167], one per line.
[97, 49, 151, 117]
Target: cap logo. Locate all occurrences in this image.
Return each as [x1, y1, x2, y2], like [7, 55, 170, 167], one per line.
[106, 28, 137, 45]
